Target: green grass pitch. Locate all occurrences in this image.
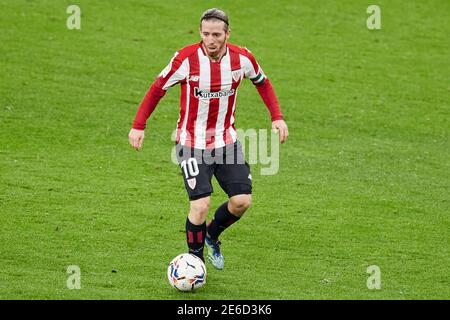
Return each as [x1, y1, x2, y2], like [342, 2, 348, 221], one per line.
[0, 0, 449, 299]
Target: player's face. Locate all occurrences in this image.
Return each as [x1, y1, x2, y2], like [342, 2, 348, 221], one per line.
[200, 20, 230, 58]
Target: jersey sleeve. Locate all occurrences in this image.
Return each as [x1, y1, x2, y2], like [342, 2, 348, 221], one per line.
[156, 52, 189, 90]
[238, 47, 283, 121]
[240, 48, 267, 86]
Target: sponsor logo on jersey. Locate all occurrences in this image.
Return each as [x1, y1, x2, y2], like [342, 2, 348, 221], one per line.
[194, 87, 235, 99]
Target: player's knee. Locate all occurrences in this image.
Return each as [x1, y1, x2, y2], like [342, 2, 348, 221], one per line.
[189, 197, 210, 223]
[229, 194, 252, 215]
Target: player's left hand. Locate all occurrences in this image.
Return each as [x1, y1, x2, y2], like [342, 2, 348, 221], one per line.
[272, 119, 289, 144]
[128, 128, 145, 151]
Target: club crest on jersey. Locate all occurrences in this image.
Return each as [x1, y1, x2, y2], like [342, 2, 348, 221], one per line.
[187, 178, 197, 190]
[232, 70, 242, 82]
[194, 87, 235, 99]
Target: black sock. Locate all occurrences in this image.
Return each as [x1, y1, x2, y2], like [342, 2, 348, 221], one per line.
[207, 201, 240, 240]
[186, 218, 206, 261]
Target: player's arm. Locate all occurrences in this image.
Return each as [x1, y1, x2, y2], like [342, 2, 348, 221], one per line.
[129, 82, 166, 150]
[255, 79, 288, 144]
[243, 49, 289, 144]
[129, 53, 188, 151]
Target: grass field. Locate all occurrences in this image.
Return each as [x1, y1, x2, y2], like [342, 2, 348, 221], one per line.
[0, 0, 449, 299]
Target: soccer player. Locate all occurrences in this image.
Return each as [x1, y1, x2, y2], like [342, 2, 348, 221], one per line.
[128, 8, 288, 270]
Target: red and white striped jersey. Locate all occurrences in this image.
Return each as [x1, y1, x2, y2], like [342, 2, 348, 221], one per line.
[157, 42, 268, 149]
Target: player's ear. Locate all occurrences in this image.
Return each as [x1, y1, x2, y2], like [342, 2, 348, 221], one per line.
[225, 28, 230, 40]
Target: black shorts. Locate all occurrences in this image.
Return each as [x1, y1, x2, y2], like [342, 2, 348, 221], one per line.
[175, 141, 252, 201]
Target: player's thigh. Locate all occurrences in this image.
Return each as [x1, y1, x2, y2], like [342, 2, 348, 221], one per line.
[176, 144, 215, 200]
[214, 141, 252, 198]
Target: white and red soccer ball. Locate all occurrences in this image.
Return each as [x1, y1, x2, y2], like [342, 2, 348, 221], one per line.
[167, 253, 207, 291]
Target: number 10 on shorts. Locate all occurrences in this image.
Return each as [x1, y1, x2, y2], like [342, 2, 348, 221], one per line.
[180, 158, 199, 179]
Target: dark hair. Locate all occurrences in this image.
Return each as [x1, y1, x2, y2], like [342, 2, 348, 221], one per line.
[200, 8, 229, 30]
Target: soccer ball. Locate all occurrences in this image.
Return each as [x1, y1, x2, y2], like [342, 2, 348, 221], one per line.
[167, 253, 207, 291]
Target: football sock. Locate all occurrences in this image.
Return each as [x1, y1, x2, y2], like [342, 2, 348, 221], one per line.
[186, 218, 206, 261]
[207, 201, 240, 240]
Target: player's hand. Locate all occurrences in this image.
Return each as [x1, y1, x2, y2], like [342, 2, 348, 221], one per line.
[128, 128, 145, 151]
[272, 119, 289, 144]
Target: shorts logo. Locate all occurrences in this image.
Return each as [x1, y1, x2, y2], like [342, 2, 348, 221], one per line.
[248, 174, 252, 180]
[232, 70, 242, 82]
[187, 178, 197, 190]
[194, 87, 235, 99]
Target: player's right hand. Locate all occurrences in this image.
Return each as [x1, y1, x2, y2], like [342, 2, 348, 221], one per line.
[128, 128, 145, 151]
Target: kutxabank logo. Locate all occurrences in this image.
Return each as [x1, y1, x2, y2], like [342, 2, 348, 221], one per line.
[194, 87, 235, 99]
